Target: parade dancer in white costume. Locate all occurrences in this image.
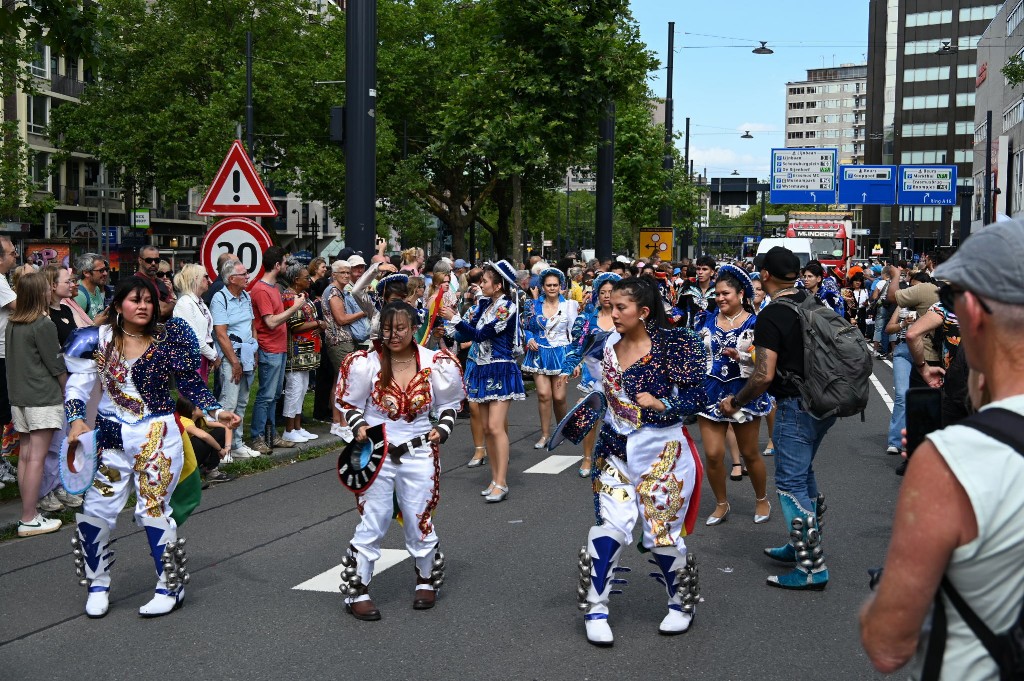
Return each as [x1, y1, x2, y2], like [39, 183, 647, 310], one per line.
[65, 278, 240, 618]
[336, 302, 466, 620]
[577, 277, 708, 646]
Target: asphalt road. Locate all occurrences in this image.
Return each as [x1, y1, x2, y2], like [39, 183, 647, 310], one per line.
[0, 359, 903, 681]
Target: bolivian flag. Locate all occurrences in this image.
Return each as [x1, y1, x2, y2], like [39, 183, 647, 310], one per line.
[170, 415, 202, 526]
[415, 283, 449, 346]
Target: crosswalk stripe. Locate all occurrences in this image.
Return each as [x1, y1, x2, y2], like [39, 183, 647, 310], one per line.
[524, 454, 582, 474]
[883, 359, 893, 369]
[292, 549, 410, 593]
[870, 373, 894, 414]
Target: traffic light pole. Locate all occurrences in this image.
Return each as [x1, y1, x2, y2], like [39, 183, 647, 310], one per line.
[345, 0, 377, 258]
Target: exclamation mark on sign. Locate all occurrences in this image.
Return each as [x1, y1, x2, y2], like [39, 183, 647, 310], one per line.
[232, 170, 241, 203]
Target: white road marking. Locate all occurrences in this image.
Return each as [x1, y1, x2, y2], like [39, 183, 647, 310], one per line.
[293, 549, 409, 593]
[883, 359, 893, 369]
[870, 373, 894, 414]
[524, 454, 582, 474]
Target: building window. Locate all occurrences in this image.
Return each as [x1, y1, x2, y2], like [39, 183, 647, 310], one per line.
[805, 131, 817, 139]
[842, 128, 855, 137]
[906, 9, 952, 27]
[959, 5, 1000, 22]
[903, 122, 949, 137]
[787, 132, 805, 139]
[955, 121, 974, 135]
[787, 116, 804, 124]
[788, 101, 804, 110]
[824, 84, 840, 93]
[824, 99, 840, 108]
[842, 113, 856, 123]
[904, 95, 949, 110]
[1004, 97, 1024, 132]
[841, 144, 856, 152]
[956, 64, 977, 79]
[905, 39, 950, 55]
[956, 93, 976, 107]
[805, 101, 818, 109]
[29, 151, 49, 189]
[901, 151, 948, 164]
[26, 95, 48, 134]
[1014, 150, 1024, 218]
[975, 119, 988, 146]
[788, 87, 805, 95]
[805, 116, 819, 123]
[957, 35, 982, 51]
[1009, 0, 1024, 35]
[823, 114, 839, 123]
[955, 150, 971, 163]
[29, 40, 47, 78]
[824, 129, 840, 138]
[904, 66, 950, 82]
[841, 83, 856, 92]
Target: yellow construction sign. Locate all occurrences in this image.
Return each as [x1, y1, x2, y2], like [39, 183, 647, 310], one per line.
[639, 228, 674, 259]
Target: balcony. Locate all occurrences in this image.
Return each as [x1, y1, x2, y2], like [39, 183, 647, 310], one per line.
[54, 184, 84, 206]
[49, 74, 86, 98]
[150, 204, 204, 222]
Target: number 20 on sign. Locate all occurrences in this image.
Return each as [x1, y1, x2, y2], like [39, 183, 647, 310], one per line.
[201, 217, 274, 287]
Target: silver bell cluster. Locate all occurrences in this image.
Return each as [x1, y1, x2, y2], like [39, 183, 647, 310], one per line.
[816, 493, 827, 531]
[799, 516, 825, 572]
[72, 534, 88, 587]
[339, 553, 362, 597]
[161, 537, 190, 592]
[675, 552, 700, 614]
[576, 546, 591, 611]
[430, 550, 446, 589]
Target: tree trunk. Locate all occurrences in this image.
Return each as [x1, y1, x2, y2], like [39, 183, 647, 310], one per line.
[511, 173, 523, 267]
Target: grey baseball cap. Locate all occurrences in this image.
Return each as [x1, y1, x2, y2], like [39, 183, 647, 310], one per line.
[932, 218, 1024, 304]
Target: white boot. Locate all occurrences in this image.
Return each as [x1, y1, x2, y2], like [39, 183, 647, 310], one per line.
[651, 547, 698, 635]
[579, 526, 627, 647]
[139, 517, 188, 617]
[74, 514, 113, 619]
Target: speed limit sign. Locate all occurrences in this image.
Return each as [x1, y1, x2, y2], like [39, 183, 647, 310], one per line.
[200, 217, 274, 287]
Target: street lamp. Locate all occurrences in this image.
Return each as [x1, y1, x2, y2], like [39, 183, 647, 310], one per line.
[741, 130, 753, 139]
[934, 41, 958, 56]
[752, 41, 774, 55]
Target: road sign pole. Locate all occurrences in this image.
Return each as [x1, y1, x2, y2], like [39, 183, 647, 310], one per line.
[596, 101, 615, 262]
[345, 0, 377, 259]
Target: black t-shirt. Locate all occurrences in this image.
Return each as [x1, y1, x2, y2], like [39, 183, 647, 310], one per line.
[753, 290, 809, 399]
[49, 305, 78, 347]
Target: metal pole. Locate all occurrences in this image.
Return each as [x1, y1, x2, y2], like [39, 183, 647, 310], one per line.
[246, 31, 254, 158]
[345, 0, 378, 257]
[658, 22, 674, 230]
[983, 110, 993, 226]
[595, 102, 615, 261]
[684, 117, 690, 172]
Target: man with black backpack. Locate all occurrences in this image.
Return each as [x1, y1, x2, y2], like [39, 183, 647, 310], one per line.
[860, 218, 1024, 680]
[721, 246, 872, 591]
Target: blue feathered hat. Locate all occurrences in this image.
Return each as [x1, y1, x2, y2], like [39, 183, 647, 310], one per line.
[590, 272, 622, 306]
[538, 267, 566, 289]
[375, 273, 410, 298]
[486, 259, 519, 290]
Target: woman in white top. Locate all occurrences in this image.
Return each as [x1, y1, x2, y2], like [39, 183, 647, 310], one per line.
[173, 264, 219, 382]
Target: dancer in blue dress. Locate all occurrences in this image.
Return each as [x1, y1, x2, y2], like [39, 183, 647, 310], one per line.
[695, 265, 774, 527]
[558, 272, 620, 477]
[578, 277, 708, 646]
[522, 268, 578, 449]
[440, 260, 523, 503]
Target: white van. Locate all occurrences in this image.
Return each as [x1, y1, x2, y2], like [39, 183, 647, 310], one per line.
[755, 237, 813, 268]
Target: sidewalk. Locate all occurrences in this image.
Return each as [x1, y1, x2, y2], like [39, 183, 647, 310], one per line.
[0, 423, 348, 535]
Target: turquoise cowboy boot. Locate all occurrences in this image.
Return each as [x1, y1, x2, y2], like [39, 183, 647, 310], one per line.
[766, 492, 828, 591]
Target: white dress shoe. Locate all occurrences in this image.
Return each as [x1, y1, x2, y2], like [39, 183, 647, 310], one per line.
[658, 607, 693, 635]
[139, 588, 185, 617]
[585, 615, 614, 646]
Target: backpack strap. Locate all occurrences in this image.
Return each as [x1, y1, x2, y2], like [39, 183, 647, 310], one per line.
[923, 407, 1024, 678]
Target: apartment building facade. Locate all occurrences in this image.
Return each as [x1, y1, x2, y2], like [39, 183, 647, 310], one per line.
[785, 64, 869, 166]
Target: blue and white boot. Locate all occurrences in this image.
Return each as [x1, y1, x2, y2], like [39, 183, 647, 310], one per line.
[140, 516, 188, 617]
[578, 526, 628, 647]
[766, 492, 828, 591]
[651, 548, 698, 634]
[73, 514, 114, 618]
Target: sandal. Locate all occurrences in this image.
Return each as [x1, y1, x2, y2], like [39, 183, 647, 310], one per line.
[729, 463, 744, 481]
[763, 446, 775, 457]
[578, 467, 592, 478]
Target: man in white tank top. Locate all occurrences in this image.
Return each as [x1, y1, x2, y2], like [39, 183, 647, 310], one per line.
[860, 218, 1024, 680]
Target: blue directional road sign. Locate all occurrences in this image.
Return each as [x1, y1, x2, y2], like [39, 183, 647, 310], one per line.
[838, 165, 897, 205]
[897, 165, 958, 206]
[770, 148, 837, 204]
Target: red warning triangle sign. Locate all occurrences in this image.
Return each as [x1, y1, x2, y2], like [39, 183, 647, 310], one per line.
[197, 140, 279, 217]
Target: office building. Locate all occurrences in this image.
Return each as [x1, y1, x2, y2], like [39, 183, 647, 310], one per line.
[865, 0, 1001, 252]
[785, 63, 868, 166]
[973, 1, 1024, 229]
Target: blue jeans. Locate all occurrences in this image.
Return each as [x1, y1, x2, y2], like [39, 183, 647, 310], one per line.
[217, 361, 253, 449]
[251, 350, 286, 440]
[772, 397, 836, 511]
[874, 305, 891, 353]
[887, 341, 911, 449]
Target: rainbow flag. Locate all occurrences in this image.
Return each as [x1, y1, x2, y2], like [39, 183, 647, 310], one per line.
[415, 283, 448, 346]
[170, 415, 202, 526]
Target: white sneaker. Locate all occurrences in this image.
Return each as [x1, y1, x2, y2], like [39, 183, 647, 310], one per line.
[85, 588, 110, 618]
[298, 428, 319, 441]
[18, 514, 62, 537]
[0, 457, 16, 483]
[241, 444, 263, 457]
[139, 588, 185, 617]
[282, 430, 309, 444]
[37, 490, 64, 512]
[330, 422, 345, 437]
[221, 451, 234, 464]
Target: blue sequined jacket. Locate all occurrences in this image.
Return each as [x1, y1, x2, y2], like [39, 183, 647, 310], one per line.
[64, 318, 221, 426]
[453, 296, 520, 365]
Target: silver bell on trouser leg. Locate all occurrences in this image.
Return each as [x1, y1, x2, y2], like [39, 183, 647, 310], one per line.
[140, 516, 188, 617]
[766, 493, 828, 591]
[651, 547, 696, 635]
